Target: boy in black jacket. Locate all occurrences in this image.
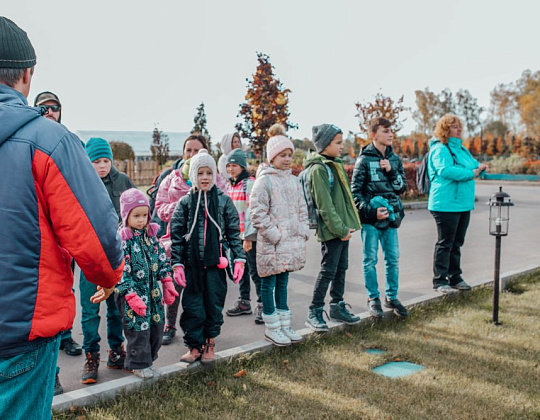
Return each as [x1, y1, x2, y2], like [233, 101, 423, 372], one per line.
[351, 117, 408, 318]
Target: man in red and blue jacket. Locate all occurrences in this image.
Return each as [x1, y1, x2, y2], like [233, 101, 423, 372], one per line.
[0, 17, 124, 419]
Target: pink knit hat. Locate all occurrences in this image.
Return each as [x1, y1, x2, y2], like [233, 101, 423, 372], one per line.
[266, 135, 294, 163]
[119, 188, 159, 239]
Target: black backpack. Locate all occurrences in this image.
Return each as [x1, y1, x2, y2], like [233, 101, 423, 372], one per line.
[416, 144, 456, 195]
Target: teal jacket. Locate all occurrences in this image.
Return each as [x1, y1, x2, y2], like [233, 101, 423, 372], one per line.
[428, 137, 480, 212]
[303, 151, 361, 242]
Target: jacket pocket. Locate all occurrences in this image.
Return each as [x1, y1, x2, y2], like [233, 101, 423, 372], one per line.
[0, 348, 38, 379]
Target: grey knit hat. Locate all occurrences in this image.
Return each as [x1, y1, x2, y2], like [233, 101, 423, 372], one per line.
[189, 149, 217, 188]
[226, 148, 247, 169]
[312, 124, 342, 153]
[0, 17, 36, 69]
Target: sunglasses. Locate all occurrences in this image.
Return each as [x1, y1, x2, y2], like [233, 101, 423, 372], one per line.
[41, 105, 61, 112]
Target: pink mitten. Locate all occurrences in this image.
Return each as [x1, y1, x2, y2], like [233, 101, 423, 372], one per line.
[173, 266, 186, 288]
[125, 292, 147, 316]
[161, 277, 179, 305]
[233, 261, 245, 284]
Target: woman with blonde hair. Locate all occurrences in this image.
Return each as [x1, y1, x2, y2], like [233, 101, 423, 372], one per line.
[428, 114, 487, 294]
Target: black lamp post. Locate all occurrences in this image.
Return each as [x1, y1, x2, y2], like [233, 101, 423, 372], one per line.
[486, 187, 513, 325]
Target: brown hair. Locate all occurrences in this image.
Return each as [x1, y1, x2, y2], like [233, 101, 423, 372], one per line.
[434, 114, 463, 144]
[183, 133, 208, 152]
[368, 117, 391, 134]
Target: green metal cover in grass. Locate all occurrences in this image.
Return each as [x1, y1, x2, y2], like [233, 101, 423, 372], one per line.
[372, 361, 425, 378]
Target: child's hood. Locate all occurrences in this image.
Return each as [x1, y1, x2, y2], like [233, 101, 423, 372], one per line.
[119, 222, 160, 241]
[303, 149, 343, 168]
[303, 149, 327, 168]
[429, 137, 441, 148]
[256, 164, 290, 178]
[220, 133, 236, 155]
[0, 85, 42, 147]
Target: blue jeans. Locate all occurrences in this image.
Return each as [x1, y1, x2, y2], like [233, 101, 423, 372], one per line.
[361, 224, 400, 300]
[80, 272, 124, 354]
[260, 272, 289, 315]
[0, 336, 60, 420]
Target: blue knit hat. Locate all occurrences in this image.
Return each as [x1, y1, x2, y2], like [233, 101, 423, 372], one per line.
[86, 137, 113, 162]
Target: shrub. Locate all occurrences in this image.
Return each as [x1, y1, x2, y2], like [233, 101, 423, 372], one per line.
[489, 154, 527, 174]
[523, 160, 540, 175]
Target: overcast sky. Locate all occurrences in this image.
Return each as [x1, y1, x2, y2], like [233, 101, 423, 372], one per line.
[4, 0, 540, 143]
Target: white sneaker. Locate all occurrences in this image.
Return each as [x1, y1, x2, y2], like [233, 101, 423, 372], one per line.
[133, 367, 154, 379]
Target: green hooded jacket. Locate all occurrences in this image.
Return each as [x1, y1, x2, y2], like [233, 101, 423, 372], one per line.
[303, 151, 361, 242]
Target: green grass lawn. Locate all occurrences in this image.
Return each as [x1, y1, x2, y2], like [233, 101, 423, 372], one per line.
[54, 273, 540, 420]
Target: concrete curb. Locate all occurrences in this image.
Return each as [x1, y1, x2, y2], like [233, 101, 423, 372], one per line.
[53, 264, 540, 412]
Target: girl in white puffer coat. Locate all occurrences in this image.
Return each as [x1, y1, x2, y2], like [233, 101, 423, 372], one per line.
[249, 124, 310, 347]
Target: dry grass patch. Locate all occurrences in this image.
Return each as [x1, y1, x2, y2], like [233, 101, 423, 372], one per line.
[54, 273, 540, 420]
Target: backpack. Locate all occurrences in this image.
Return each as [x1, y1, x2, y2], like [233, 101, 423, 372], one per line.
[416, 144, 456, 195]
[298, 162, 334, 229]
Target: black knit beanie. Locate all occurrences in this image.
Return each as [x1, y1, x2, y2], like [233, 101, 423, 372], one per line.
[0, 17, 36, 69]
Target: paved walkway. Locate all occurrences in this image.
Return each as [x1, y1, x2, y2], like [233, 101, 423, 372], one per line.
[54, 181, 540, 397]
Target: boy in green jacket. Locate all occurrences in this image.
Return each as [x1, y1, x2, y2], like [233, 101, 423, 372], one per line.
[304, 124, 362, 332]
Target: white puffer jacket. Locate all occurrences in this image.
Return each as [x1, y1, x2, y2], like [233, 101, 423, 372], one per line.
[249, 165, 310, 278]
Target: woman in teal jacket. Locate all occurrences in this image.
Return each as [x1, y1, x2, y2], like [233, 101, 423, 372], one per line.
[428, 114, 487, 294]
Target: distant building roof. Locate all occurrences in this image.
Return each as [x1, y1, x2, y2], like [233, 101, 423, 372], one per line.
[76, 130, 190, 157]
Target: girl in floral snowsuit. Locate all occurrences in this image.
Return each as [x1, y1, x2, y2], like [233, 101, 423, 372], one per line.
[115, 188, 178, 379]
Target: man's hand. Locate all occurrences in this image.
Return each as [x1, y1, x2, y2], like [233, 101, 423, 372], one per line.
[243, 239, 252, 253]
[380, 159, 391, 172]
[90, 286, 114, 304]
[376, 207, 389, 220]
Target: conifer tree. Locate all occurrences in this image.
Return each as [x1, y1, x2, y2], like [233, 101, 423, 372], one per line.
[192, 102, 212, 149]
